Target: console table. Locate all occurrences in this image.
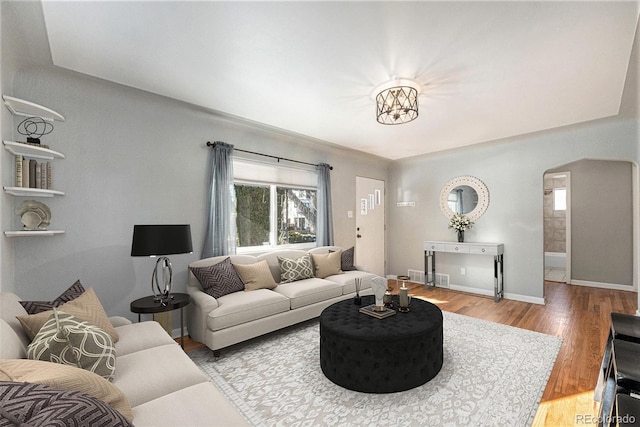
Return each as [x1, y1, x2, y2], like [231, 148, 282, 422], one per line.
[424, 241, 504, 302]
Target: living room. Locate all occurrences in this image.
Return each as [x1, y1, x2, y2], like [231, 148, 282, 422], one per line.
[1, 1, 639, 425]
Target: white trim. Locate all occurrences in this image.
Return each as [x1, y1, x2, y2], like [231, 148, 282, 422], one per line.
[570, 279, 637, 292]
[449, 284, 546, 305]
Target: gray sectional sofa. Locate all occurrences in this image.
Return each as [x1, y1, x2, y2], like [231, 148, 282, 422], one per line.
[187, 245, 376, 352]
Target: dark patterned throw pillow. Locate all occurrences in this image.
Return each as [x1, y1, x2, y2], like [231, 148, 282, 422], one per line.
[0, 381, 133, 427]
[278, 254, 314, 284]
[330, 247, 357, 271]
[190, 257, 245, 299]
[19, 280, 86, 314]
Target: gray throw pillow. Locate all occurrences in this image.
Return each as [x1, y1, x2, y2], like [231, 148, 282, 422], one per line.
[20, 280, 86, 314]
[190, 257, 245, 299]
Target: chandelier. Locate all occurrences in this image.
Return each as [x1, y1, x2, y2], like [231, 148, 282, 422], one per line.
[373, 78, 421, 125]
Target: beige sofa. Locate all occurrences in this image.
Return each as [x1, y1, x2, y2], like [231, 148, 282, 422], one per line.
[0, 291, 248, 426]
[187, 246, 376, 352]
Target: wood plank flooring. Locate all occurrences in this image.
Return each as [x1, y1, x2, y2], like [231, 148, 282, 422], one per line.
[178, 280, 638, 426]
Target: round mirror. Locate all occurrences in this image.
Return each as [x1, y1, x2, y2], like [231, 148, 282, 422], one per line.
[440, 176, 489, 221]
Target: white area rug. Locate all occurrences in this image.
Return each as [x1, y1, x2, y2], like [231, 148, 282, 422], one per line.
[189, 312, 562, 426]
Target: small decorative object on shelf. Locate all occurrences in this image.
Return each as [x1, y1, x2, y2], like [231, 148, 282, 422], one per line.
[354, 278, 362, 305]
[16, 200, 51, 231]
[370, 277, 387, 309]
[448, 213, 473, 243]
[18, 116, 54, 145]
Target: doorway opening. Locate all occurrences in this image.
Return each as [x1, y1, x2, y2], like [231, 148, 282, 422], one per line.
[543, 171, 571, 284]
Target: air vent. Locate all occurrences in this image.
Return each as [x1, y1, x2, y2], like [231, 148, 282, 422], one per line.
[436, 273, 450, 288]
[407, 269, 425, 284]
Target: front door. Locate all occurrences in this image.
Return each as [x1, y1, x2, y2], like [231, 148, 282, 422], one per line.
[355, 176, 385, 276]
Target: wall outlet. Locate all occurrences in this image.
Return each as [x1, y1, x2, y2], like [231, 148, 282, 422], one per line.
[460, 267, 466, 275]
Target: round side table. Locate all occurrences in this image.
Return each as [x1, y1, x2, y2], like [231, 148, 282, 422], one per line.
[130, 293, 190, 349]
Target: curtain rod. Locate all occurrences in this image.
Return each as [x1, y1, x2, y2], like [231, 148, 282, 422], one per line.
[206, 141, 333, 170]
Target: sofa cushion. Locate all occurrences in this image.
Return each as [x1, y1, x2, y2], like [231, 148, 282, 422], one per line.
[17, 288, 119, 343]
[233, 260, 277, 291]
[206, 289, 290, 331]
[0, 381, 133, 427]
[189, 257, 245, 299]
[114, 321, 177, 357]
[311, 251, 343, 279]
[27, 310, 116, 381]
[325, 271, 376, 295]
[0, 359, 133, 422]
[19, 280, 85, 314]
[278, 254, 314, 284]
[132, 382, 248, 426]
[113, 344, 209, 408]
[273, 278, 342, 309]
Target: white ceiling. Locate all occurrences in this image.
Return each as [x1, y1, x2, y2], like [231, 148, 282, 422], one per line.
[41, 1, 638, 160]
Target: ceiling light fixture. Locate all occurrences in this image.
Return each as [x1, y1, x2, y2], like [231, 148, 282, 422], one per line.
[372, 78, 421, 125]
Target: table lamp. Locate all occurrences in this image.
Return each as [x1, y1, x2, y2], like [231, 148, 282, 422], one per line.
[131, 224, 193, 303]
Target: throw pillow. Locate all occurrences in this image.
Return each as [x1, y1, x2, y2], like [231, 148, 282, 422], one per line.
[340, 246, 357, 271]
[27, 310, 116, 381]
[17, 288, 119, 343]
[0, 381, 133, 427]
[190, 257, 245, 299]
[278, 254, 314, 284]
[20, 280, 86, 314]
[0, 359, 133, 422]
[232, 260, 278, 291]
[311, 251, 343, 279]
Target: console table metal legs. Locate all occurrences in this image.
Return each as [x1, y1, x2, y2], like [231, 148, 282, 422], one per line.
[423, 250, 504, 302]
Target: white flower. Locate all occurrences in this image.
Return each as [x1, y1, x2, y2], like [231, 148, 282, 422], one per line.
[448, 213, 474, 231]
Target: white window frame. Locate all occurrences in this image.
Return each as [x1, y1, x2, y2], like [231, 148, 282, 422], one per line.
[233, 157, 318, 254]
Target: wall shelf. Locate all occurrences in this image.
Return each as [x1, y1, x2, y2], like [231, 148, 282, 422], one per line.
[4, 230, 65, 237]
[3, 187, 65, 197]
[3, 140, 65, 160]
[2, 95, 65, 122]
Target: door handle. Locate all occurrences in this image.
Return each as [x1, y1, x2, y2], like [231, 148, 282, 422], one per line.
[357, 234, 362, 238]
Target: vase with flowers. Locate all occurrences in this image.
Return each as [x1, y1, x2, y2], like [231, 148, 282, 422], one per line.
[448, 213, 474, 243]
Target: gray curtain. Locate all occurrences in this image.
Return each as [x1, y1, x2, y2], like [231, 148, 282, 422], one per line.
[316, 163, 334, 246]
[202, 141, 236, 258]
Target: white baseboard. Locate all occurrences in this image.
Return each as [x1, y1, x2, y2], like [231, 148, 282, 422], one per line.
[570, 279, 637, 292]
[449, 284, 545, 305]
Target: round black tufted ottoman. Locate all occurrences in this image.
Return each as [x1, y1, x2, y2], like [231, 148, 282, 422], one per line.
[319, 295, 443, 393]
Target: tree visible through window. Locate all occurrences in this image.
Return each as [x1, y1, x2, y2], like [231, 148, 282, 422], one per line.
[235, 183, 317, 249]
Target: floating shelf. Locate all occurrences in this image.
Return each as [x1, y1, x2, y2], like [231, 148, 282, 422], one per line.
[3, 187, 65, 197]
[3, 95, 65, 122]
[4, 230, 65, 237]
[3, 141, 65, 160]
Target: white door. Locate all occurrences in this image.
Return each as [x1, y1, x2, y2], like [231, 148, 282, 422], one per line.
[355, 177, 385, 276]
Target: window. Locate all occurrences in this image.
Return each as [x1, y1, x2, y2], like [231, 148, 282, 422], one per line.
[235, 183, 317, 250]
[233, 158, 318, 252]
[553, 188, 566, 211]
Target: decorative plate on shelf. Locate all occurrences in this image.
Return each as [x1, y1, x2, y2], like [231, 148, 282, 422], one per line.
[16, 200, 51, 230]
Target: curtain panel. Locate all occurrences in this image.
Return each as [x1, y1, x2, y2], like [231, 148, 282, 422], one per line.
[316, 163, 334, 246]
[202, 141, 237, 258]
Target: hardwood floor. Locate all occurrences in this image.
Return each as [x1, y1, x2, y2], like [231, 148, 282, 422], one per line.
[178, 280, 638, 426]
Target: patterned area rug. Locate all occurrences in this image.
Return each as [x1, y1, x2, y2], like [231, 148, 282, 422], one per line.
[189, 312, 562, 426]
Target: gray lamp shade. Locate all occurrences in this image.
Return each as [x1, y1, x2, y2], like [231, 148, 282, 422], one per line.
[131, 225, 193, 256]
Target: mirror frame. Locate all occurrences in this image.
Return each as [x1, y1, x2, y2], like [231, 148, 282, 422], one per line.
[439, 175, 490, 221]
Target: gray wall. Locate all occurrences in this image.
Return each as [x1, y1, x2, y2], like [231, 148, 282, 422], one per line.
[549, 159, 633, 286]
[6, 65, 389, 320]
[387, 116, 638, 302]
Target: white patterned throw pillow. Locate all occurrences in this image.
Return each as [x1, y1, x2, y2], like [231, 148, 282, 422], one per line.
[278, 254, 314, 284]
[27, 309, 116, 381]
